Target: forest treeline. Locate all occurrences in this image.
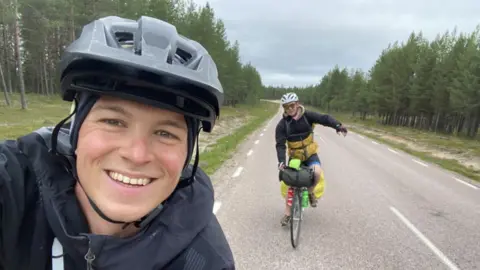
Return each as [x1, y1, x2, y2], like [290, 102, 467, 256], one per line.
[3, 0, 479, 139]
[0, 0, 263, 109]
[264, 27, 480, 139]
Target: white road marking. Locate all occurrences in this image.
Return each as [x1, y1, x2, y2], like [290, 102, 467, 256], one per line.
[390, 206, 460, 270]
[388, 148, 399, 154]
[267, 119, 273, 125]
[263, 128, 266, 131]
[319, 137, 326, 143]
[372, 141, 379, 145]
[358, 135, 365, 139]
[232, 167, 244, 178]
[260, 133, 264, 136]
[247, 149, 253, 156]
[254, 140, 259, 144]
[213, 201, 222, 214]
[412, 159, 428, 167]
[453, 177, 478, 190]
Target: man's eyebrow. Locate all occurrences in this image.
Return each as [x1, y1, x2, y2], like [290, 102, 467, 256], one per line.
[93, 104, 187, 130]
[92, 105, 132, 117]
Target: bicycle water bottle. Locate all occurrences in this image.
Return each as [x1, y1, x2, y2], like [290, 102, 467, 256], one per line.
[287, 187, 293, 206]
[302, 190, 309, 207]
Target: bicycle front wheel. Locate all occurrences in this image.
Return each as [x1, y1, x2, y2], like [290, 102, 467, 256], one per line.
[290, 189, 302, 248]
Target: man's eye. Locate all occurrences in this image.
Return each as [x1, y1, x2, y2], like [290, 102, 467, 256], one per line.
[101, 119, 124, 126]
[155, 130, 177, 139]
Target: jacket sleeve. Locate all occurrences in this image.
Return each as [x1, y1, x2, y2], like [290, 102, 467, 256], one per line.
[304, 110, 342, 129]
[202, 216, 235, 270]
[174, 166, 235, 270]
[274, 120, 287, 165]
[0, 140, 31, 268]
[164, 214, 236, 270]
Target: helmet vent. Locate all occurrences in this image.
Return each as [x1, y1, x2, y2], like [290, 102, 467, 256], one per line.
[115, 31, 134, 49]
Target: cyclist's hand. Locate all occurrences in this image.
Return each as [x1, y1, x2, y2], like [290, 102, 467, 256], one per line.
[336, 124, 348, 137]
[278, 162, 286, 171]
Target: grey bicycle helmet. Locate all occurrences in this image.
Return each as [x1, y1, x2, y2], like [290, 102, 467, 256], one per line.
[59, 15, 223, 132]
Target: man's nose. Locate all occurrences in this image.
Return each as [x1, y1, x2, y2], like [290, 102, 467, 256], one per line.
[119, 137, 154, 165]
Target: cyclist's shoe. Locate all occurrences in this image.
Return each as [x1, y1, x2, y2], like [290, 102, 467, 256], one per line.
[308, 192, 317, 207]
[280, 215, 291, 226]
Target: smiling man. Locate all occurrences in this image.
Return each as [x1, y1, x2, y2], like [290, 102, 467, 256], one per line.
[0, 16, 234, 269]
[74, 96, 192, 237]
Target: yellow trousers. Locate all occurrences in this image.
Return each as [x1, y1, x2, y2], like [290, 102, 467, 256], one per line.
[280, 170, 325, 199]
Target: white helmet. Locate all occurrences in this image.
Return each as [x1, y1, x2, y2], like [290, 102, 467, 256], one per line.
[280, 92, 299, 105]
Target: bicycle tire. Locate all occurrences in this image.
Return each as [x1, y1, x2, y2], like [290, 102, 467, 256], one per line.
[290, 188, 302, 248]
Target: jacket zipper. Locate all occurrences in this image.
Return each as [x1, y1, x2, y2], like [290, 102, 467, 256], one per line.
[84, 239, 96, 270]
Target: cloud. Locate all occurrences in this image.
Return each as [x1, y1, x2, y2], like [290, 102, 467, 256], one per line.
[192, 0, 480, 87]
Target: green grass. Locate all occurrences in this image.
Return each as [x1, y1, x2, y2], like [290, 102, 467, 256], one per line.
[348, 126, 480, 182]
[200, 101, 278, 176]
[0, 94, 71, 139]
[306, 106, 480, 182]
[332, 113, 480, 157]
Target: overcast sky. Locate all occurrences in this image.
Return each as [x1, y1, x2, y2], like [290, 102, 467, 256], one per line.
[191, 0, 480, 87]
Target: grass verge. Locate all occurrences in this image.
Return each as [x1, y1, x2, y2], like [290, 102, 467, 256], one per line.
[306, 106, 480, 182]
[1, 94, 71, 139]
[200, 101, 278, 175]
[348, 126, 480, 182]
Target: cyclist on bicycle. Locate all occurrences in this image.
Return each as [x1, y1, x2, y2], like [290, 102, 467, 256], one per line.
[0, 16, 234, 269]
[275, 92, 347, 226]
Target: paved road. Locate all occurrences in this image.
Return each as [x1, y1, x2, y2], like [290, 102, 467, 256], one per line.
[212, 110, 480, 270]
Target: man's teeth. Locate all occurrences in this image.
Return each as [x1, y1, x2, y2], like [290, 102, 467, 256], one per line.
[108, 171, 151, 186]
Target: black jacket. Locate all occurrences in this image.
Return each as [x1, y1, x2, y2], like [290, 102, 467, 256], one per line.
[0, 126, 235, 270]
[275, 106, 341, 164]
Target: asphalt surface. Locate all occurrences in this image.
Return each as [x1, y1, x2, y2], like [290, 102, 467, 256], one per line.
[212, 109, 480, 270]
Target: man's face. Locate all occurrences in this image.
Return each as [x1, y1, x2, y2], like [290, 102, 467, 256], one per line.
[283, 101, 298, 116]
[75, 95, 188, 222]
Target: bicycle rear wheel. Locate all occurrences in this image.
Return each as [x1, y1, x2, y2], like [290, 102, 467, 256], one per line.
[290, 189, 303, 248]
